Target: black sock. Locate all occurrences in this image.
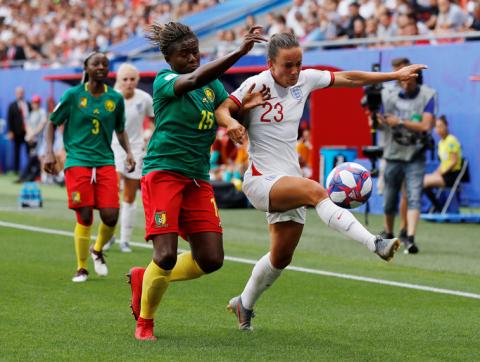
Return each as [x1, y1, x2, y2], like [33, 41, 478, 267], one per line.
[407, 235, 415, 244]
[399, 229, 407, 238]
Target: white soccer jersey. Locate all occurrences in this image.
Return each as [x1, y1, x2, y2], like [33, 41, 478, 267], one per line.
[230, 69, 334, 176]
[112, 88, 154, 148]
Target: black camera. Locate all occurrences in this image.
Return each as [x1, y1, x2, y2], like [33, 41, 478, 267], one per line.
[361, 63, 383, 177]
[363, 63, 383, 114]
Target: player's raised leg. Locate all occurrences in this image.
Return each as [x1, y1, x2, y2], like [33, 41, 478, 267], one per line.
[269, 176, 400, 261]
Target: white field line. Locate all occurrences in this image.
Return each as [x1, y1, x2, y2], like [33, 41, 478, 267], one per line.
[1, 220, 480, 300]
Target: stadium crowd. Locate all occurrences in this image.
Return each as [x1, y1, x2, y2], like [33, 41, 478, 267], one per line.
[0, 0, 219, 68]
[1, 0, 480, 68]
[215, 0, 480, 54]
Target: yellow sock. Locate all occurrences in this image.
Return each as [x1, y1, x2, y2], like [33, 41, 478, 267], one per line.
[74, 223, 91, 270]
[94, 222, 116, 252]
[170, 252, 205, 282]
[140, 261, 171, 320]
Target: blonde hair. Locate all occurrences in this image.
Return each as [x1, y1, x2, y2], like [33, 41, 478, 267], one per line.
[114, 63, 140, 90]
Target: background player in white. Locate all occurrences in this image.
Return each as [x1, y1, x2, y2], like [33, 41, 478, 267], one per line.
[105, 63, 154, 252]
[215, 32, 427, 331]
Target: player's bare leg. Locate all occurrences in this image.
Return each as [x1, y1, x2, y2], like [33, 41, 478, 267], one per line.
[269, 177, 398, 259]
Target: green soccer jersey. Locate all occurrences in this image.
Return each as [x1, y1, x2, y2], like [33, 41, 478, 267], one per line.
[50, 83, 125, 169]
[143, 69, 229, 180]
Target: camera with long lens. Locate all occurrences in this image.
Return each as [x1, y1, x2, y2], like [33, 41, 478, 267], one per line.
[361, 63, 383, 177]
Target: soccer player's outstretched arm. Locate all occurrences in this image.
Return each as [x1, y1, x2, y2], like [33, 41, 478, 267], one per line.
[173, 27, 266, 96]
[331, 64, 428, 88]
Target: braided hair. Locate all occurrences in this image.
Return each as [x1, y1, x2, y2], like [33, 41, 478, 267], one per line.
[145, 22, 196, 58]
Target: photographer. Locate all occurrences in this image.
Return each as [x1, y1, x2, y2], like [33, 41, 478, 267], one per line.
[376, 58, 437, 254]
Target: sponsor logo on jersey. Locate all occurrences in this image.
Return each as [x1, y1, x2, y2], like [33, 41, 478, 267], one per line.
[104, 99, 116, 112]
[290, 86, 303, 100]
[265, 175, 278, 182]
[71, 191, 81, 204]
[204, 88, 215, 103]
[79, 97, 87, 108]
[154, 211, 168, 228]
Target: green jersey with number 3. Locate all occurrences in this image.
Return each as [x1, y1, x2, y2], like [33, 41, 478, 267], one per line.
[143, 69, 229, 180]
[49, 83, 125, 169]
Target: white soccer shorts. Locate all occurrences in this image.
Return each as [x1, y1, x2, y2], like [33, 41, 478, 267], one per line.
[242, 171, 306, 225]
[112, 143, 144, 180]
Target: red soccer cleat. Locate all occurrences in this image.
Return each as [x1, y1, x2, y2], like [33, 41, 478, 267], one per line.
[126, 267, 146, 320]
[135, 317, 157, 341]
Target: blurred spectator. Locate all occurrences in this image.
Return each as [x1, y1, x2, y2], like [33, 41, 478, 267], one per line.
[366, 17, 379, 38]
[268, 14, 292, 36]
[359, 0, 379, 19]
[423, 115, 463, 211]
[0, 0, 216, 68]
[465, 1, 480, 40]
[7, 86, 31, 174]
[213, 29, 237, 58]
[350, 17, 367, 39]
[18, 95, 47, 183]
[296, 129, 313, 178]
[435, 0, 468, 33]
[338, 2, 365, 38]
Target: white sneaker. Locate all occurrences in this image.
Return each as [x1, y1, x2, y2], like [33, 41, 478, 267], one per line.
[119, 242, 132, 253]
[102, 235, 116, 251]
[72, 268, 89, 283]
[90, 247, 108, 276]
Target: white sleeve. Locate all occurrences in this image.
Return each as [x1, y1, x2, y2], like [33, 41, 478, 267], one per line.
[303, 69, 335, 92]
[229, 76, 258, 108]
[144, 92, 154, 117]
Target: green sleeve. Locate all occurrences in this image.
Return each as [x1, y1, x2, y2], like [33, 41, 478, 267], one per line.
[115, 96, 126, 133]
[49, 89, 72, 126]
[153, 70, 179, 99]
[212, 79, 229, 108]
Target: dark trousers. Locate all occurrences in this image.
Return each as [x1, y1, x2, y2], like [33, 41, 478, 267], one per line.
[13, 138, 29, 174]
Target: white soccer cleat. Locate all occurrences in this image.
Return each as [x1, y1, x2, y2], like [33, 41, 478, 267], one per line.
[119, 242, 132, 253]
[102, 235, 115, 251]
[72, 268, 88, 283]
[227, 296, 255, 331]
[90, 247, 108, 276]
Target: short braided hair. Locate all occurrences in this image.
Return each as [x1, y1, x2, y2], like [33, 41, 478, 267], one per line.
[146, 22, 196, 57]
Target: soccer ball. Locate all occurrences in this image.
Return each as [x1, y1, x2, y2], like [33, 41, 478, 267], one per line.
[326, 162, 373, 209]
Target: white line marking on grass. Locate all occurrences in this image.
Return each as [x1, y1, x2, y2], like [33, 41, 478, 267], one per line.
[1, 220, 480, 300]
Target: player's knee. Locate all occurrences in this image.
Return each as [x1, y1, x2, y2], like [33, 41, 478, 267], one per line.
[270, 252, 293, 269]
[153, 251, 177, 271]
[197, 254, 223, 274]
[76, 208, 93, 226]
[308, 182, 328, 206]
[100, 209, 119, 226]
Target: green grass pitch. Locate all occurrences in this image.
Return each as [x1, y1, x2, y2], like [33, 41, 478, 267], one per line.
[0, 175, 479, 361]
